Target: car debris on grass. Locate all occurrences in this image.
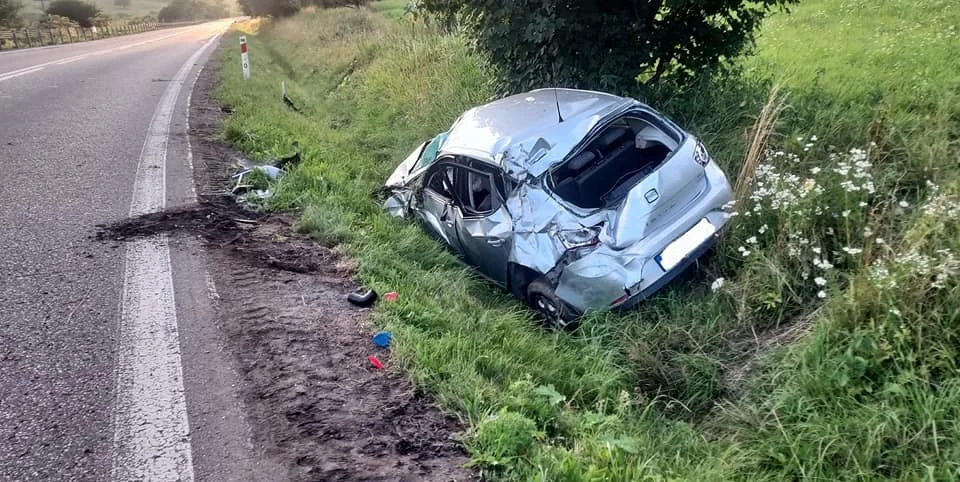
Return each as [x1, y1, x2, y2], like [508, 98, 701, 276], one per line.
[230, 149, 301, 209]
[383, 88, 734, 328]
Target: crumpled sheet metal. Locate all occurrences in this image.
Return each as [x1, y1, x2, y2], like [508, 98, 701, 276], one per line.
[383, 189, 412, 218]
[498, 100, 637, 180]
[506, 183, 578, 273]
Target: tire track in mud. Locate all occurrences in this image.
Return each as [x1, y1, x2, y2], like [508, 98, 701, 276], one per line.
[97, 49, 473, 481]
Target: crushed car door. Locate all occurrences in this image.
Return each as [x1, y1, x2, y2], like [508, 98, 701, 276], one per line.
[449, 162, 512, 286]
[420, 162, 464, 254]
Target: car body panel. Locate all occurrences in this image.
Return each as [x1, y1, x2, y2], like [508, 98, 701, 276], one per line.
[383, 89, 734, 316]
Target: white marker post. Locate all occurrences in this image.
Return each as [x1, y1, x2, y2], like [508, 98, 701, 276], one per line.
[240, 35, 250, 80]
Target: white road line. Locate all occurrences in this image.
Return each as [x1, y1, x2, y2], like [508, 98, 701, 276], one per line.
[111, 31, 221, 482]
[0, 66, 44, 82]
[55, 55, 88, 65]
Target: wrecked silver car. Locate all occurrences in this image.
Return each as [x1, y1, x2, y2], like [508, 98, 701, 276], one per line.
[384, 89, 733, 327]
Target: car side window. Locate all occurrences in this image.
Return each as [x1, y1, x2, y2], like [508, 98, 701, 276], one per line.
[425, 165, 454, 199]
[449, 161, 502, 217]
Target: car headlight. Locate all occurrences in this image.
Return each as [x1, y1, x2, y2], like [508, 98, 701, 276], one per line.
[694, 141, 711, 167]
[556, 226, 601, 250]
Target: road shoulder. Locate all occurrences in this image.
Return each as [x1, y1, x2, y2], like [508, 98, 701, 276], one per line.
[98, 38, 474, 481]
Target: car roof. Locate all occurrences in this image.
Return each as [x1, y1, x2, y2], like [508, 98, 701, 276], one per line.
[438, 88, 631, 166]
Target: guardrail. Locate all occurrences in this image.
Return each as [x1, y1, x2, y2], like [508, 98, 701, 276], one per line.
[0, 22, 202, 51]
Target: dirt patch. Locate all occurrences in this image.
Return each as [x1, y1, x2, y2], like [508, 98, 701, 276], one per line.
[96, 50, 473, 481]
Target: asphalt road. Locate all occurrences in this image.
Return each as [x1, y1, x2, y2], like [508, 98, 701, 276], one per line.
[0, 22, 280, 480]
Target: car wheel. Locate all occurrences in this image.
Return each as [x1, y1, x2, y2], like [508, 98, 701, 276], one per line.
[526, 279, 580, 330]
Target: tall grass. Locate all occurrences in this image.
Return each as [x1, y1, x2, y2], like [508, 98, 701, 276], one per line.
[215, 1, 960, 479]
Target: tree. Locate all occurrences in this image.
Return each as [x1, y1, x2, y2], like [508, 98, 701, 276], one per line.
[158, 0, 228, 21]
[114, 0, 131, 9]
[236, 0, 366, 18]
[0, 0, 24, 28]
[45, 0, 100, 27]
[418, 0, 799, 94]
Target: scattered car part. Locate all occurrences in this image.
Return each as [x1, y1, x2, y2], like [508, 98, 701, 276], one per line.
[382, 88, 734, 326]
[347, 288, 378, 307]
[281, 80, 301, 113]
[372, 331, 392, 348]
[383, 291, 399, 302]
[368, 355, 384, 370]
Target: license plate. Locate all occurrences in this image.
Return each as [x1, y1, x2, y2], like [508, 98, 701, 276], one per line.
[656, 218, 715, 270]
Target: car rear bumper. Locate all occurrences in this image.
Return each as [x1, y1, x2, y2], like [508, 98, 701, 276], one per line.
[553, 164, 733, 313]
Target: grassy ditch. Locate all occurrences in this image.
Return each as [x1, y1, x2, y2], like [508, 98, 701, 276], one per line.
[215, 1, 960, 479]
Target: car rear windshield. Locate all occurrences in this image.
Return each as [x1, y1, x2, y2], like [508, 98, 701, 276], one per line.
[548, 113, 680, 209]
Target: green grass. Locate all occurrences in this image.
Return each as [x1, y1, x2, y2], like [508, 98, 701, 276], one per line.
[215, 1, 960, 479]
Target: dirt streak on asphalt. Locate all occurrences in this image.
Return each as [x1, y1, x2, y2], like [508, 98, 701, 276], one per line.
[96, 59, 473, 481]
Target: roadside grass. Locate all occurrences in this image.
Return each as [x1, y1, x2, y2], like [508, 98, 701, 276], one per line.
[215, 1, 960, 479]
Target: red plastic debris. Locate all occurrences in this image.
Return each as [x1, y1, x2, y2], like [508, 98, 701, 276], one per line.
[368, 355, 384, 370]
[383, 291, 399, 302]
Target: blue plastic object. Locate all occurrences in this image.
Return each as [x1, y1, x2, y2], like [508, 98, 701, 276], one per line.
[372, 331, 392, 348]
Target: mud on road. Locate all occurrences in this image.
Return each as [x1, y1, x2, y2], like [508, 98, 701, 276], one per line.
[96, 58, 473, 481]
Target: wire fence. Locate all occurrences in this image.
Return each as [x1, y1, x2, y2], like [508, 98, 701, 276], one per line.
[0, 22, 203, 51]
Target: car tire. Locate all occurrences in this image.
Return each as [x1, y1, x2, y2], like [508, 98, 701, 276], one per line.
[526, 278, 580, 330]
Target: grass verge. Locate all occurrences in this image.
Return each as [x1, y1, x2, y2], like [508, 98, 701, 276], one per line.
[215, 1, 960, 479]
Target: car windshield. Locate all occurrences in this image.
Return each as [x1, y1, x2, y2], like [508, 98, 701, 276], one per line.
[415, 131, 449, 171]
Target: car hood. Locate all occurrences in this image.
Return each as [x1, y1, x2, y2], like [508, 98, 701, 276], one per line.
[385, 142, 427, 188]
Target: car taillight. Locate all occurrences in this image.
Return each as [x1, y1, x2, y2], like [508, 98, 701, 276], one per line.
[610, 291, 630, 306]
[694, 141, 711, 167]
[556, 225, 601, 250]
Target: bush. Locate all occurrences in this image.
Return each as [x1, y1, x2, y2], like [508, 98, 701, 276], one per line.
[0, 0, 23, 28]
[417, 0, 798, 93]
[45, 0, 99, 28]
[158, 0, 228, 22]
[237, 0, 368, 18]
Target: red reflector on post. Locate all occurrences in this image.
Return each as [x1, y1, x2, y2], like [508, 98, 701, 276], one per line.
[240, 43, 247, 53]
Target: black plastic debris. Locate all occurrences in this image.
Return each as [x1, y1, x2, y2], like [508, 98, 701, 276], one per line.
[347, 288, 378, 307]
[281, 80, 301, 113]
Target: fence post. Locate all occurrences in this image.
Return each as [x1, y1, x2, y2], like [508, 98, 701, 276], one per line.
[24, 29, 32, 47]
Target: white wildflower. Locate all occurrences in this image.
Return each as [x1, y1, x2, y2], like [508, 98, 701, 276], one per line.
[817, 290, 827, 299]
[842, 247, 863, 255]
[810, 135, 818, 141]
[899, 200, 910, 208]
[810, 167, 822, 175]
[863, 227, 873, 236]
[814, 276, 827, 286]
[747, 236, 758, 244]
[711, 278, 725, 292]
[758, 224, 768, 234]
[876, 237, 885, 245]
[813, 247, 822, 254]
[889, 308, 901, 317]
[842, 210, 850, 218]
[813, 258, 835, 270]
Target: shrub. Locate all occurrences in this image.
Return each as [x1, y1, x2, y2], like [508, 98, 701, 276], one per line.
[417, 0, 798, 93]
[45, 0, 100, 28]
[0, 0, 24, 28]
